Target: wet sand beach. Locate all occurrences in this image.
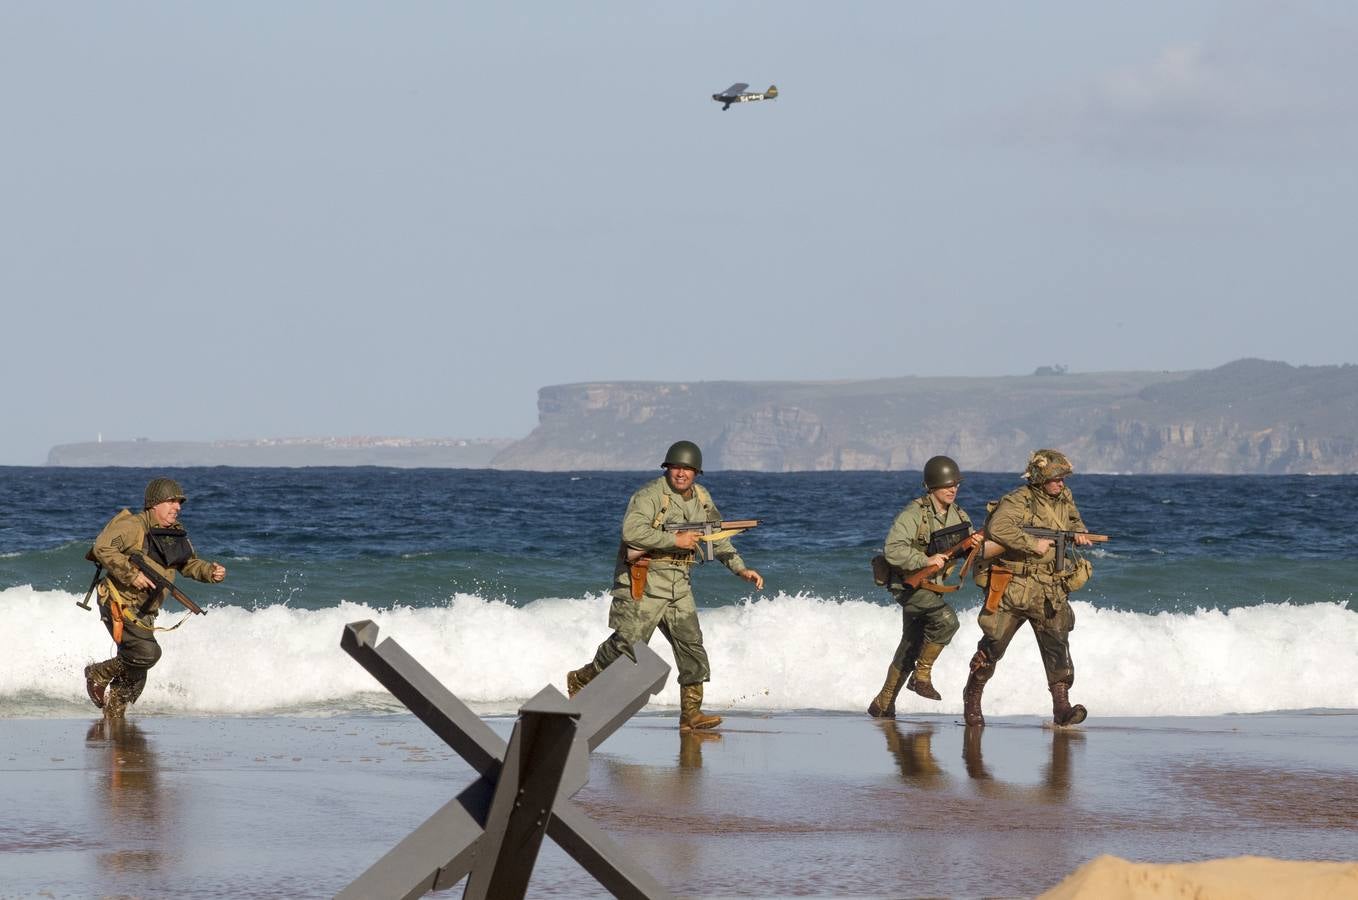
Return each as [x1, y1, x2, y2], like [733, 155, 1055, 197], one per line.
[2, 711, 1355, 898]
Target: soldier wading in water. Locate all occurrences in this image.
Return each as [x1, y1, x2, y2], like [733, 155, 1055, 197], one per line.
[868, 456, 984, 717]
[83, 478, 226, 718]
[963, 450, 1095, 728]
[566, 441, 763, 732]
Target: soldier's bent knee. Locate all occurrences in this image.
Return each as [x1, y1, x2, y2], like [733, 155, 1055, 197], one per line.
[120, 640, 162, 670]
[931, 606, 960, 644]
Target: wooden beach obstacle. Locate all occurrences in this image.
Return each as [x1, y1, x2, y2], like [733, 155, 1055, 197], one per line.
[336, 621, 675, 900]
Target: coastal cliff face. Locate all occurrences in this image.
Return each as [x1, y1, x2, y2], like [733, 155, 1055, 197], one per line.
[490, 359, 1358, 474]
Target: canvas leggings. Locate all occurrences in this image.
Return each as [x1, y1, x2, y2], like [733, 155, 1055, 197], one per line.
[592, 584, 711, 685]
[889, 588, 959, 672]
[974, 577, 1077, 687]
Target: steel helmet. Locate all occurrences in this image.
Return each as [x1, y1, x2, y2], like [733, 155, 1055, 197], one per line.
[922, 456, 962, 490]
[661, 440, 703, 474]
[1024, 449, 1073, 484]
[144, 477, 187, 508]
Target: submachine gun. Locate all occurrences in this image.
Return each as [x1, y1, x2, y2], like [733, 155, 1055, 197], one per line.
[127, 551, 207, 615]
[660, 519, 761, 562]
[75, 550, 205, 617]
[1020, 527, 1110, 571]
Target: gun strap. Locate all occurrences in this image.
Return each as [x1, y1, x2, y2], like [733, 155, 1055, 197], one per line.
[696, 528, 748, 543]
[650, 493, 670, 529]
[101, 578, 194, 636]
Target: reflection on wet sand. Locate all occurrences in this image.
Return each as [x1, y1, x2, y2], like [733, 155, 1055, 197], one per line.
[85, 718, 167, 876]
[879, 722, 949, 790]
[678, 731, 721, 769]
[962, 724, 1082, 803]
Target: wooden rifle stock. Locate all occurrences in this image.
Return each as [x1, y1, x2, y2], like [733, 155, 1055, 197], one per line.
[901, 531, 984, 593]
[128, 552, 206, 615]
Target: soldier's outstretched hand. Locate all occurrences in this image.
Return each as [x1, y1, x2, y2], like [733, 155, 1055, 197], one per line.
[739, 569, 764, 590]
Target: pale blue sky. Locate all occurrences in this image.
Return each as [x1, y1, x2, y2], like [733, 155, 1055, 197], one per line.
[3, 3, 1355, 464]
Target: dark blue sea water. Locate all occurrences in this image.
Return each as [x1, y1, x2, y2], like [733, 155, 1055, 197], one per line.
[5, 467, 1356, 611]
[3, 467, 1356, 717]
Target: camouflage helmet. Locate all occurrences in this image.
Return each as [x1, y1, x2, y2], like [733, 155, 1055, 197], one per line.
[144, 477, 187, 508]
[922, 455, 962, 490]
[1024, 449, 1073, 484]
[661, 440, 703, 474]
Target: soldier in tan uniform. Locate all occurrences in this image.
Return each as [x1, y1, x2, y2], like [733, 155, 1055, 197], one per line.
[868, 456, 982, 717]
[566, 441, 763, 732]
[963, 450, 1094, 728]
[83, 478, 226, 718]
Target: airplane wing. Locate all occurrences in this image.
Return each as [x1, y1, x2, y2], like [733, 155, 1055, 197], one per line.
[718, 82, 749, 98]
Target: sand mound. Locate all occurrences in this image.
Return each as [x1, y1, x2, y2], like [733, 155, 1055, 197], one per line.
[1039, 854, 1358, 899]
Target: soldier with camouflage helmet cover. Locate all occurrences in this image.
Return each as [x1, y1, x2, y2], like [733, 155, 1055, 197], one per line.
[868, 455, 983, 717]
[83, 478, 227, 717]
[566, 441, 763, 732]
[962, 450, 1094, 729]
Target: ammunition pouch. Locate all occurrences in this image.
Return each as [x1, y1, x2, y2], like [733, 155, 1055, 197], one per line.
[147, 526, 194, 570]
[870, 554, 892, 587]
[1064, 557, 1093, 592]
[926, 523, 972, 557]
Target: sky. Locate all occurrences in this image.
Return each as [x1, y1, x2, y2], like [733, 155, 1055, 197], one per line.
[3, 2, 1356, 464]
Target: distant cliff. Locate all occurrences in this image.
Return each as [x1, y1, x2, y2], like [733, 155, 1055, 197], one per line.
[47, 437, 512, 468]
[488, 360, 1358, 474]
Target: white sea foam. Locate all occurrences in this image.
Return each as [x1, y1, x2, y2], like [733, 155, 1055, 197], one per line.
[6, 585, 1356, 718]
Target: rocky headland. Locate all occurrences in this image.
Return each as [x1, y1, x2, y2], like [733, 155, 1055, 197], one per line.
[45, 360, 1358, 473]
[488, 359, 1358, 474]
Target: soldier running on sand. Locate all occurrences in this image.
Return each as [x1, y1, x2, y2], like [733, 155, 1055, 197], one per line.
[963, 450, 1095, 728]
[83, 478, 226, 718]
[566, 441, 763, 732]
[868, 456, 983, 717]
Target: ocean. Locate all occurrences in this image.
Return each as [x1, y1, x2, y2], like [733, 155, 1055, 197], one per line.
[3, 467, 1356, 720]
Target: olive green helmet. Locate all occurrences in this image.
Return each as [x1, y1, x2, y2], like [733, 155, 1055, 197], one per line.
[661, 440, 703, 474]
[922, 455, 962, 490]
[1024, 449, 1073, 484]
[144, 477, 187, 508]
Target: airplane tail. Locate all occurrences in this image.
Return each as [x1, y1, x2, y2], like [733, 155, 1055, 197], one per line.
[766, 85, 778, 99]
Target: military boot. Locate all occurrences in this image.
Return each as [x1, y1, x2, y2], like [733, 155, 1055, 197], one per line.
[905, 642, 945, 701]
[678, 683, 722, 732]
[962, 649, 992, 727]
[867, 665, 904, 718]
[102, 683, 130, 719]
[84, 664, 106, 709]
[1050, 682, 1087, 727]
[566, 662, 599, 698]
[84, 658, 126, 710]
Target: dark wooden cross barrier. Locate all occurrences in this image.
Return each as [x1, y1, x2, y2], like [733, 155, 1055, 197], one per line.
[336, 620, 676, 900]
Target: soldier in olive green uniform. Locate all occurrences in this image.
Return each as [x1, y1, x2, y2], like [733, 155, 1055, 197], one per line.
[962, 450, 1094, 728]
[83, 478, 227, 718]
[566, 441, 763, 732]
[868, 456, 981, 717]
